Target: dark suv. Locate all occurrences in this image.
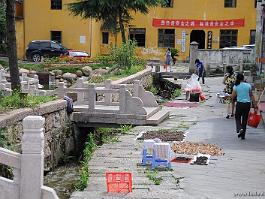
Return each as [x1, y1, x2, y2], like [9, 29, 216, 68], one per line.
[26, 40, 68, 62]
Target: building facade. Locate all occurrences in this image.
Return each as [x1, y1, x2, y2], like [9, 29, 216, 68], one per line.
[16, 0, 257, 61]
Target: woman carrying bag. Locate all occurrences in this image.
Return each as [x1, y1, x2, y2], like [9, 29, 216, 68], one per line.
[231, 73, 258, 140]
[223, 66, 236, 119]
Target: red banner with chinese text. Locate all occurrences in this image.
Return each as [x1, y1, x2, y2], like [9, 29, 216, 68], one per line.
[152, 18, 245, 28]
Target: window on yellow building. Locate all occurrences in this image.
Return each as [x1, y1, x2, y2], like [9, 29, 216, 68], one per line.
[219, 30, 238, 48]
[15, 1, 24, 19]
[250, 30, 256, 44]
[224, 0, 236, 8]
[158, 29, 175, 48]
[102, 32, 109, 44]
[51, 0, 62, 10]
[51, 31, 62, 43]
[129, 28, 146, 47]
[255, 0, 257, 8]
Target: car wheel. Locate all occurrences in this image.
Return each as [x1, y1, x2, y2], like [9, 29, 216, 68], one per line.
[32, 53, 41, 62]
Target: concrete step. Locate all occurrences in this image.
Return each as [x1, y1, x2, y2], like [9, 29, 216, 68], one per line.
[146, 109, 170, 125]
[144, 106, 161, 119]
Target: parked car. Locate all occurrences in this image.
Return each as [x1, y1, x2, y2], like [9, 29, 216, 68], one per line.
[222, 44, 255, 51]
[26, 40, 68, 62]
[65, 50, 90, 58]
[242, 44, 255, 50]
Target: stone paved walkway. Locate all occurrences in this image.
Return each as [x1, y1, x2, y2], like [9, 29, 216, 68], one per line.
[70, 77, 265, 199]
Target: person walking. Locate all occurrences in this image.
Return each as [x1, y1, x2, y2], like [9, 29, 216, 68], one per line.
[165, 48, 171, 72]
[195, 59, 205, 84]
[223, 66, 236, 119]
[231, 73, 257, 140]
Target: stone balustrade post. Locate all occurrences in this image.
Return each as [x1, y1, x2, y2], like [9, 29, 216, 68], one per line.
[119, 85, 126, 114]
[21, 73, 28, 81]
[83, 82, 89, 102]
[132, 80, 140, 97]
[29, 85, 37, 96]
[20, 116, 45, 199]
[239, 59, 244, 72]
[0, 83, 5, 90]
[88, 84, 96, 112]
[57, 82, 66, 98]
[0, 70, 3, 81]
[223, 63, 227, 75]
[104, 79, 112, 105]
[21, 81, 28, 93]
[0, 75, 7, 84]
[75, 78, 85, 87]
[34, 74, 39, 88]
[6, 82, 11, 90]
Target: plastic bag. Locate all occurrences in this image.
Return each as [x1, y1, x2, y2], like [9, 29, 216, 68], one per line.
[200, 92, 206, 101]
[185, 74, 202, 93]
[248, 109, 261, 128]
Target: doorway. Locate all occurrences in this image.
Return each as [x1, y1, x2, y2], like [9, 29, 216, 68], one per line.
[190, 30, 205, 49]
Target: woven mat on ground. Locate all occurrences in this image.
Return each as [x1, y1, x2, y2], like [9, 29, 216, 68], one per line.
[163, 101, 199, 108]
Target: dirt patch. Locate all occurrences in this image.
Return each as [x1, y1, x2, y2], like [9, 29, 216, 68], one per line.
[139, 130, 185, 142]
[171, 156, 192, 163]
[172, 141, 224, 156]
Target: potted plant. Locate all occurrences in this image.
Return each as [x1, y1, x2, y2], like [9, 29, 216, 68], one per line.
[170, 48, 179, 65]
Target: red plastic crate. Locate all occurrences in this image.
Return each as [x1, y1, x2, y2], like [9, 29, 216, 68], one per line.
[106, 172, 132, 193]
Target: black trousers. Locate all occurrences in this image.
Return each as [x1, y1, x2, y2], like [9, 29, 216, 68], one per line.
[198, 72, 205, 84]
[235, 102, 251, 134]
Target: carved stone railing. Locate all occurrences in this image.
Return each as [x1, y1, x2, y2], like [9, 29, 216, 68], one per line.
[0, 69, 12, 96]
[53, 78, 158, 116]
[0, 116, 59, 199]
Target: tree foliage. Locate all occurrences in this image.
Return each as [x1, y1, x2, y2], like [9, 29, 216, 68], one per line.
[110, 40, 137, 70]
[0, 1, 6, 37]
[0, 0, 6, 53]
[68, 0, 165, 43]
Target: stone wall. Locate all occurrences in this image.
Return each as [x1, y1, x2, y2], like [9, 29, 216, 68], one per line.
[112, 68, 153, 88]
[0, 100, 75, 172]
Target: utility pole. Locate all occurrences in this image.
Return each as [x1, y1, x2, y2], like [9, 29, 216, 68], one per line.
[256, 0, 265, 76]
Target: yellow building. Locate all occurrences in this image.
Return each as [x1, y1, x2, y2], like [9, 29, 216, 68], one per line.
[16, 0, 257, 61]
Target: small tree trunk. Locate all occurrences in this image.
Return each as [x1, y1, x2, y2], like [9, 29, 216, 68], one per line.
[118, 11, 126, 43]
[114, 33, 117, 47]
[6, 0, 20, 91]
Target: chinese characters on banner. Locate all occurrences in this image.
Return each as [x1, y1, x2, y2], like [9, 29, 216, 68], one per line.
[181, 31, 186, 52]
[152, 18, 245, 28]
[207, 31, 213, 49]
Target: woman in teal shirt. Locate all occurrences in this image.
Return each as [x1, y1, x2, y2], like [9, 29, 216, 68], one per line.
[231, 73, 257, 140]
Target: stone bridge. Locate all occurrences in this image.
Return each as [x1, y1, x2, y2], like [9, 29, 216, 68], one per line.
[54, 78, 169, 127]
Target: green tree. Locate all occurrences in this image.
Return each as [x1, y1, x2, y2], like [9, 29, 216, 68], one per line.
[68, 0, 165, 43]
[0, 0, 6, 53]
[6, 0, 20, 90]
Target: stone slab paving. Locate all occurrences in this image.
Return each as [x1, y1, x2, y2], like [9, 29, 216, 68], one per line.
[70, 77, 265, 199]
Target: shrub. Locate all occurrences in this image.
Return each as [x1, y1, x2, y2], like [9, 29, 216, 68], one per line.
[110, 40, 137, 70]
[50, 65, 82, 74]
[172, 89, 181, 98]
[94, 55, 113, 65]
[19, 63, 45, 72]
[75, 134, 97, 191]
[88, 75, 105, 83]
[146, 85, 159, 95]
[0, 59, 8, 67]
[171, 48, 179, 64]
[0, 92, 56, 112]
[171, 48, 179, 59]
